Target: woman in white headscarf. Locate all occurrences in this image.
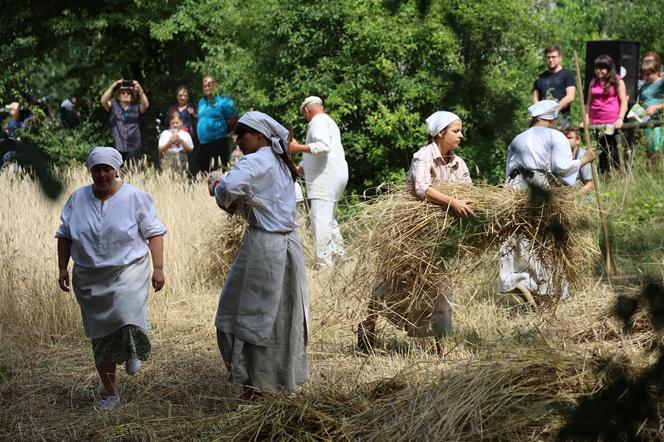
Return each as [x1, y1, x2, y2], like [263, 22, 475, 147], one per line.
[208, 111, 308, 398]
[499, 100, 595, 304]
[56, 147, 167, 410]
[357, 111, 473, 352]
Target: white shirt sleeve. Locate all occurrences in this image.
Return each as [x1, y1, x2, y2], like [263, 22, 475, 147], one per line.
[550, 131, 581, 186]
[55, 194, 74, 239]
[307, 117, 332, 155]
[215, 156, 258, 209]
[136, 191, 167, 239]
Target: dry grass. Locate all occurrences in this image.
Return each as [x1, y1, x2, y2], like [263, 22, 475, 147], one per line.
[1, 167, 662, 441]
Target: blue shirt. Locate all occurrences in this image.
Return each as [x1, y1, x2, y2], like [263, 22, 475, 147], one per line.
[197, 96, 236, 144]
[215, 146, 297, 233]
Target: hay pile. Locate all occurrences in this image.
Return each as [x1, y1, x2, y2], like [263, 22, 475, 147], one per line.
[347, 182, 600, 332]
[214, 345, 661, 441]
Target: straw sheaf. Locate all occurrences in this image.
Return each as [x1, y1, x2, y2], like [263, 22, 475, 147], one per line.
[199, 213, 247, 286]
[347, 182, 600, 330]
[213, 345, 659, 441]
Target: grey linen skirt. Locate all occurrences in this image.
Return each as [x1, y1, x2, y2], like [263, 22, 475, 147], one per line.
[216, 226, 309, 392]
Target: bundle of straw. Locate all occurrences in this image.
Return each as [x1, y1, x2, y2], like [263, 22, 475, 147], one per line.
[199, 213, 246, 285]
[348, 182, 600, 332]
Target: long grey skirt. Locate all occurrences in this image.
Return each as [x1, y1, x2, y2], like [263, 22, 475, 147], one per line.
[216, 226, 309, 392]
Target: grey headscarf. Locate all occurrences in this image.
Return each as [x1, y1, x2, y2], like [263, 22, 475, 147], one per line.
[237, 111, 289, 154]
[85, 147, 123, 171]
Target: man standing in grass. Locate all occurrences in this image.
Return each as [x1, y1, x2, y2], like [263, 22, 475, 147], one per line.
[533, 45, 577, 127]
[289, 96, 349, 269]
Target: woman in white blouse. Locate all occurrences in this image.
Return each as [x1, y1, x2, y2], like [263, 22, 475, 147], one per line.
[56, 147, 167, 410]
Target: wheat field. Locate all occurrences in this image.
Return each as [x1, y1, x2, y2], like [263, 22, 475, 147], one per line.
[1, 166, 662, 441]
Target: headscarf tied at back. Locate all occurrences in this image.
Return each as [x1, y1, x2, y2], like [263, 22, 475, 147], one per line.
[237, 111, 289, 154]
[425, 111, 461, 137]
[85, 147, 123, 171]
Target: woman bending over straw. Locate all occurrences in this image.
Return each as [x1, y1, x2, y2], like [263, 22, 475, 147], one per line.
[499, 100, 595, 304]
[208, 111, 309, 398]
[56, 147, 167, 410]
[358, 111, 473, 352]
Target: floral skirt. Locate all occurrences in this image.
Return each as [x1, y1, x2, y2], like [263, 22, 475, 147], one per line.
[91, 324, 151, 368]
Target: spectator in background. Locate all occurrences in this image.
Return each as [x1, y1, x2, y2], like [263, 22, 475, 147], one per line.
[586, 55, 628, 177]
[168, 86, 197, 175]
[101, 79, 149, 165]
[158, 111, 193, 174]
[60, 96, 80, 128]
[637, 58, 664, 169]
[533, 45, 576, 127]
[4, 102, 23, 136]
[562, 125, 594, 193]
[637, 51, 662, 90]
[196, 75, 237, 173]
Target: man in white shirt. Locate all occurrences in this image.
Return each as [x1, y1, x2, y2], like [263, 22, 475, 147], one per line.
[289, 96, 349, 268]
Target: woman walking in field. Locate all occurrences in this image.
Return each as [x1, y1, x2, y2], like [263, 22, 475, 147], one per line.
[56, 147, 166, 410]
[208, 111, 308, 398]
[357, 111, 474, 352]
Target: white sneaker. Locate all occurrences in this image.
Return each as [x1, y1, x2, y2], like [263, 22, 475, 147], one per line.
[126, 358, 142, 376]
[95, 395, 120, 411]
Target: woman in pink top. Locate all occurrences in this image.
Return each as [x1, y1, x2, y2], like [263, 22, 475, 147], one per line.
[357, 111, 474, 352]
[586, 54, 628, 176]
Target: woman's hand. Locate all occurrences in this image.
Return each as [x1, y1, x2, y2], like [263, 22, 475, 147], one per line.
[208, 171, 224, 196]
[152, 268, 165, 292]
[614, 117, 624, 129]
[58, 268, 70, 292]
[449, 198, 475, 218]
[646, 105, 661, 115]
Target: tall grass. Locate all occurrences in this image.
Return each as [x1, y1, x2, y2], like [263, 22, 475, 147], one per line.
[0, 164, 663, 440]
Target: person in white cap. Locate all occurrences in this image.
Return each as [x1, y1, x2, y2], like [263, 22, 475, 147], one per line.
[209, 111, 309, 398]
[357, 111, 473, 352]
[56, 147, 167, 410]
[499, 100, 595, 305]
[289, 96, 349, 268]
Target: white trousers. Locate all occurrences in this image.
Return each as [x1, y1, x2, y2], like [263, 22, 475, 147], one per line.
[309, 199, 345, 267]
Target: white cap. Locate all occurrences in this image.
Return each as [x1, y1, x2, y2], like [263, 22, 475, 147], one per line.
[300, 96, 323, 112]
[528, 100, 559, 120]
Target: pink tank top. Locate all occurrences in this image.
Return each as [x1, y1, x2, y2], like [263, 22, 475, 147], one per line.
[588, 77, 620, 124]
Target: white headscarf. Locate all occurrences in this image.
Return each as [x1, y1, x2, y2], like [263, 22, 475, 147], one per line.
[85, 147, 123, 171]
[528, 100, 559, 120]
[425, 111, 461, 137]
[237, 111, 289, 154]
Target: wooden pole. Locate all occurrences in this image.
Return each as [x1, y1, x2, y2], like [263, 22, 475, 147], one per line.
[573, 51, 618, 276]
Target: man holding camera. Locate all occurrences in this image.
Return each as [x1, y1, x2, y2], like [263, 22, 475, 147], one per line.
[101, 79, 150, 164]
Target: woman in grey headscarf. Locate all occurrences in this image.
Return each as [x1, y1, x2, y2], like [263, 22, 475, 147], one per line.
[56, 147, 167, 410]
[208, 111, 308, 398]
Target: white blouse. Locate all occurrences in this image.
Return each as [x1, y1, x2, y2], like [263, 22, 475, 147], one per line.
[505, 126, 581, 186]
[158, 129, 193, 153]
[56, 183, 167, 268]
[301, 113, 349, 201]
[215, 146, 298, 233]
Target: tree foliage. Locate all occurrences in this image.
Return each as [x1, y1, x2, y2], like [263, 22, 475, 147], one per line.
[1, 0, 660, 189]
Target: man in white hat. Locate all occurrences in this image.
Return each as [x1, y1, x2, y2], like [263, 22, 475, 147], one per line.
[289, 96, 349, 268]
[499, 100, 596, 305]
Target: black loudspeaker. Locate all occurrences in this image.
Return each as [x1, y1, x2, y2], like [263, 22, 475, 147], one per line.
[585, 40, 640, 101]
